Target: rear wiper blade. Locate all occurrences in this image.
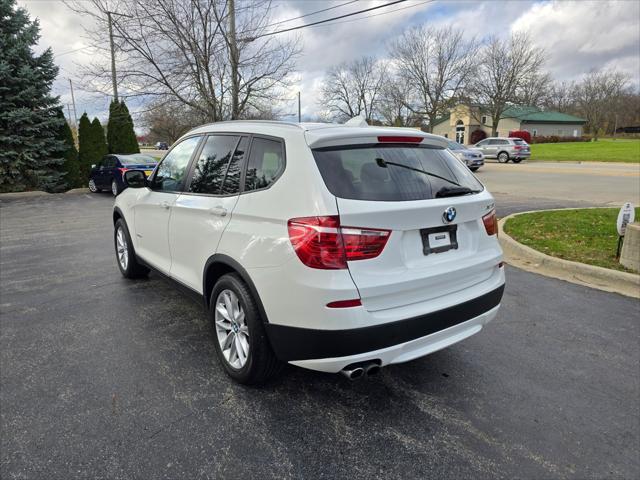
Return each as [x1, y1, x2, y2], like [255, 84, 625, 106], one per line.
[435, 186, 479, 198]
[376, 158, 461, 187]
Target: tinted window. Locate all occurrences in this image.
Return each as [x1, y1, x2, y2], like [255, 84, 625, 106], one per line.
[476, 139, 488, 146]
[245, 138, 284, 191]
[313, 145, 483, 202]
[221, 137, 248, 195]
[488, 139, 499, 145]
[512, 139, 527, 145]
[151, 136, 200, 192]
[119, 154, 157, 165]
[447, 141, 464, 151]
[103, 157, 117, 168]
[188, 135, 239, 195]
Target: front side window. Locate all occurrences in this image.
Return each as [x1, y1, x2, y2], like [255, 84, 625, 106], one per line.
[188, 135, 240, 195]
[313, 144, 483, 202]
[245, 137, 285, 191]
[151, 136, 201, 192]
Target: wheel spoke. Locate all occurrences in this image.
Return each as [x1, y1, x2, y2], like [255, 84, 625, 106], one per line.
[215, 317, 232, 331]
[216, 303, 232, 322]
[222, 331, 234, 350]
[235, 335, 246, 364]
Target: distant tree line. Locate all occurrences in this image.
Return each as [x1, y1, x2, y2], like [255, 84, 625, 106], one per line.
[318, 28, 637, 139]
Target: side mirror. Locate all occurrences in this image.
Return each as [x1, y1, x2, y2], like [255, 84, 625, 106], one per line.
[124, 170, 147, 189]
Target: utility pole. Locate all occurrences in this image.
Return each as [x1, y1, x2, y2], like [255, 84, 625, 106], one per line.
[297, 92, 301, 122]
[107, 11, 118, 102]
[229, 0, 239, 119]
[68, 79, 79, 147]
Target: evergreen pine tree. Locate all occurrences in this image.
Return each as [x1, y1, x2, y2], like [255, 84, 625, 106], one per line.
[0, 0, 66, 192]
[106, 99, 140, 154]
[77, 113, 93, 181]
[53, 108, 81, 189]
[119, 100, 140, 153]
[91, 117, 108, 159]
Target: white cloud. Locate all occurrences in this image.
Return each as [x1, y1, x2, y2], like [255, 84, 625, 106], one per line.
[511, 0, 640, 82]
[16, 0, 640, 125]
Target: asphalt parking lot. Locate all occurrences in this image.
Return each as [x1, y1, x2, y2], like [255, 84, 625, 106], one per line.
[1, 192, 639, 479]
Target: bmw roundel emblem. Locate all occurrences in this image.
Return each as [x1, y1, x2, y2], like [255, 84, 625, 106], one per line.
[442, 206, 457, 224]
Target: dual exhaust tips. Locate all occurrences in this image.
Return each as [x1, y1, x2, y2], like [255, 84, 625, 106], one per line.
[340, 361, 381, 380]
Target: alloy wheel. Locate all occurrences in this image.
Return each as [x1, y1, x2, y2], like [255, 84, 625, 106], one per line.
[112, 180, 118, 196]
[89, 179, 97, 192]
[214, 289, 250, 369]
[116, 227, 129, 270]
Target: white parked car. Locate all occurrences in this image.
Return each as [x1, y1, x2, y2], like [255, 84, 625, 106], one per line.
[113, 121, 505, 384]
[446, 140, 485, 171]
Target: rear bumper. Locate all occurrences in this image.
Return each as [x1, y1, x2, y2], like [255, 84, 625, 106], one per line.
[265, 284, 504, 368]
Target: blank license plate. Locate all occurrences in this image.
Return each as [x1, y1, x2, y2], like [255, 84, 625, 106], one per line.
[420, 225, 459, 255]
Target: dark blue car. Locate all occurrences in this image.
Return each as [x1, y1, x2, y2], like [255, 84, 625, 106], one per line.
[89, 154, 158, 196]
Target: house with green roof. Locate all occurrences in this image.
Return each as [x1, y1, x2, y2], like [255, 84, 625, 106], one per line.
[431, 104, 586, 144]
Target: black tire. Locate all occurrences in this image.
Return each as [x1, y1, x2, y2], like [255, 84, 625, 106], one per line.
[497, 151, 509, 163]
[89, 179, 101, 193]
[114, 218, 150, 279]
[210, 273, 282, 385]
[512, 158, 523, 163]
[470, 167, 479, 172]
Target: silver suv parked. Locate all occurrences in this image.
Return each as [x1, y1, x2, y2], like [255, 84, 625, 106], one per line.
[472, 137, 530, 163]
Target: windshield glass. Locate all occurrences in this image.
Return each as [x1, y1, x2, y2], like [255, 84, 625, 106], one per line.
[447, 141, 465, 151]
[119, 155, 158, 165]
[312, 144, 483, 202]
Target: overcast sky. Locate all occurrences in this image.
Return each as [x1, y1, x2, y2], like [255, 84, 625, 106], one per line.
[18, 0, 640, 129]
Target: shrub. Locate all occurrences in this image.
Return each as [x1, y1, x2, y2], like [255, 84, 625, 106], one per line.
[508, 130, 532, 143]
[470, 129, 487, 144]
[529, 135, 590, 144]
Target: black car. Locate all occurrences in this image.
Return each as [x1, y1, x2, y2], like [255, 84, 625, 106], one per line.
[89, 154, 158, 196]
[155, 142, 169, 150]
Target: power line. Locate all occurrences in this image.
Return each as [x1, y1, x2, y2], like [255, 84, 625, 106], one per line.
[263, 0, 358, 29]
[307, 0, 433, 29]
[251, 0, 408, 39]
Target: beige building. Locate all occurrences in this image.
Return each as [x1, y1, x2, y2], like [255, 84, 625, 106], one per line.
[432, 104, 586, 144]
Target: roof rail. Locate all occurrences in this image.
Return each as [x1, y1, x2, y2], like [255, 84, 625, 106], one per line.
[185, 119, 307, 135]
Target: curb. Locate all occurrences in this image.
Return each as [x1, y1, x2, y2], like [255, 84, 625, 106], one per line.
[499, 210, 640, 299]
[0, 190, 49, 200]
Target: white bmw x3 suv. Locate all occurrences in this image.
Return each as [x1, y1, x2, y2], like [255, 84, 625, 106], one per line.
[113, 120, 505, 384]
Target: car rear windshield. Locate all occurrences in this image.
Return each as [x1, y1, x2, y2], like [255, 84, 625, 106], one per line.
[312, 144, 483, 201]
[512, 139, 527, 145]
[119, 155, 157, 165]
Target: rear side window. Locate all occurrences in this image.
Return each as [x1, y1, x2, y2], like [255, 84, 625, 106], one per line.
[245, 137, 284, 191]
[312, 145, 483, 202]
[512, 139, 527, 145]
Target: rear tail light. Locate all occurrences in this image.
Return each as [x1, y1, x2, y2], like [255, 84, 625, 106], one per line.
[482, 210, 498, 236]
[513, 145, 523, 150]
[377, 136, 423, 143]
[118, 167, 129, 177]
[326, 299, 362, 308]
[287, 216, 390, 269]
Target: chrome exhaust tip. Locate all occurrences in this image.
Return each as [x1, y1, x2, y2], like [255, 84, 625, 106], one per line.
[365, 363, 380, 376]
[340, 367, 365, 380]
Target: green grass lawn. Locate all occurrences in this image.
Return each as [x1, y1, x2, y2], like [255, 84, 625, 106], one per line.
[504, 208, 640, 272]
[530, 138, 640, 163]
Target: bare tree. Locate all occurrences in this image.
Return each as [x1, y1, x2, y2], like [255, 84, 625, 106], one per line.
[572, 69, 630, 139]
[65, 0, 299, 122]
[143, 100, 205, 143]
[389, 25, 477, 132]
[543, 81, 575, 113]
[320, 56, 387, 122]
[377, 75, 412, 126]
[517, 71, 552, 107]
[468, 33, 546, 136]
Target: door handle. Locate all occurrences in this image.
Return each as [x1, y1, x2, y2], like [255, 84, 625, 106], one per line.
[161, 201, 171, 210]
[209, 205, 227, 217]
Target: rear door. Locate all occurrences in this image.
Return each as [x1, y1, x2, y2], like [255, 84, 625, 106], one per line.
[168, 135, 247, 291]
[133, 135, 202, 273]
[312, 143, 498, 312]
